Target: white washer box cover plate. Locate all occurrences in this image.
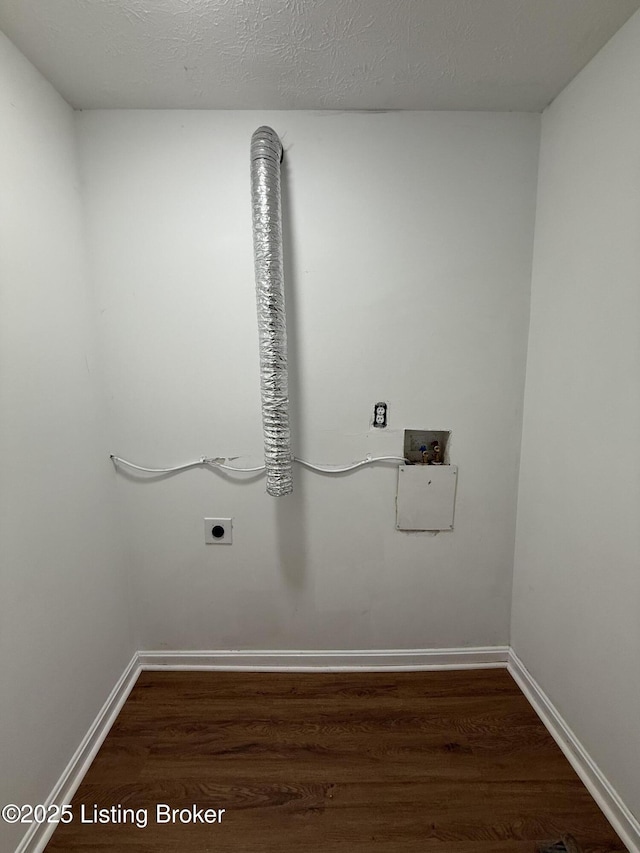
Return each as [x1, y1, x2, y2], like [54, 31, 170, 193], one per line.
[396, 465, 458, 531]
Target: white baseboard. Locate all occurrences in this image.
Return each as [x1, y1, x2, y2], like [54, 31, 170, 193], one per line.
[508, 649, 640, 853]
[17, 646, 639, 853]
[15, 646, 506, 851]
[137, 645, 510, 671]
[16, 653, 140, 853]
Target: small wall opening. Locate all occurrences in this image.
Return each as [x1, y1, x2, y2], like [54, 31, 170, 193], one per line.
[403, 430, 451, 465]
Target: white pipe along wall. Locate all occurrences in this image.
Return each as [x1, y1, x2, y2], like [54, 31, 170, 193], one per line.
[77, 109, 539, 652]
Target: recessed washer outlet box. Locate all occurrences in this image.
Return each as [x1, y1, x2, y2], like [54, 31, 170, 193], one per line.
[403, 429, 451, 465]
[204, 518, 233, 544]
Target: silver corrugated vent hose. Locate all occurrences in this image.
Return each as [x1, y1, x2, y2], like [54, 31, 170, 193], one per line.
[250, 126, 293, 496]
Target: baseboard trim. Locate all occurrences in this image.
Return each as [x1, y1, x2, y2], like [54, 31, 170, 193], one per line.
[508, 649, 640, 853]
[17, 646, 639, 853]
[137, 646, 510, 671]
[16, 653, 140, 853]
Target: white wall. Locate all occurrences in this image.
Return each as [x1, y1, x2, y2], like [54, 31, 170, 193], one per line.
[512, 10, 640, 823]
[77, 109, 540, 652]
[0, 34, 135, 852]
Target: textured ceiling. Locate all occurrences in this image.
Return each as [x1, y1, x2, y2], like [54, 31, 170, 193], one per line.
[1, 0, 639, 111]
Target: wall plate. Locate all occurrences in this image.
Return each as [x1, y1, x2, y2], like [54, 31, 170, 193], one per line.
[204, 518, 232, 544]
[372, 401, 388, 428]
[396, 465, 458, 531]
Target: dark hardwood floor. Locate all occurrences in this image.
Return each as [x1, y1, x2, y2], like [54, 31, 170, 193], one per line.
[45, 669, 626, 852]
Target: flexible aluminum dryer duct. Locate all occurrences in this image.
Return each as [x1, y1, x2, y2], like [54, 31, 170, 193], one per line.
[250, 126, 293, 496]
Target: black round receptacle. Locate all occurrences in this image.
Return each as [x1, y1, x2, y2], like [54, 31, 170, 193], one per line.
[211, 525, 225, 539]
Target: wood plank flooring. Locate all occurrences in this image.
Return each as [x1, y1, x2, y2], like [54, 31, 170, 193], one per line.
[45, 670, 626, 852]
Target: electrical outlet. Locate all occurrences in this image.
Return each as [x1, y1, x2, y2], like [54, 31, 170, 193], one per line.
[204, 518, 232, 544]
[373, 402, 388, 429]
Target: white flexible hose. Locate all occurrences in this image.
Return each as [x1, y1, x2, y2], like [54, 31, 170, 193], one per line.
[295, 456, 407, 473]
[110, 454, 407, 476]
[109, 456, 265, 474]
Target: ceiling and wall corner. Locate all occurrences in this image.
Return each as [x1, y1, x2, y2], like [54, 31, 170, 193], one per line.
[0, 0, 638, 112]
